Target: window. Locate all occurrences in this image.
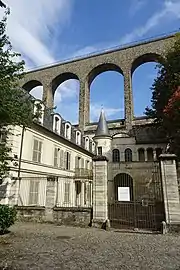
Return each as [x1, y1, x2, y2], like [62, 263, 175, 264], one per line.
[28, 180, 39, 205]
[75, 156, 81, 169]
[32, 139, 42, 163]
[156, 148, 162, 160]
[54, 147, 59, 167]
[65, 123, 71, 140]
[0, 129, 6, 143]
[81, 158, 84, 168]
[138, 148, 145, 162]
[125, 148, 132, 162]
[98, 147, 102, 155]
[85, 137, 89, 150]
[85, 160, 89, 169]
[76, 131, 81, 145]
[112, 149, 120, 162]
[64, 182, 70, 203]
[92, 142, 96, 154]
[53, 115, 61, 135]
[147, 148, 154, 161]
[65, 151, 71, 170]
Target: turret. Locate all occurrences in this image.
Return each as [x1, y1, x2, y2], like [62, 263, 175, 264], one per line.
[93, 110, 112, 159]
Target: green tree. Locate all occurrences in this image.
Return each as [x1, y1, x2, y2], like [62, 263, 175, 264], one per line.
[145, 33, 180, 156]
[0, 9, 35, 177]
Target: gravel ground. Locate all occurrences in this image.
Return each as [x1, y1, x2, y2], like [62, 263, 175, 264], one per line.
[0, 222, 180, 270]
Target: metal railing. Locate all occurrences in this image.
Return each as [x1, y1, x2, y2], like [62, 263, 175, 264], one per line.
[6, 176, 93, 208]
[74, 168, 93, 180]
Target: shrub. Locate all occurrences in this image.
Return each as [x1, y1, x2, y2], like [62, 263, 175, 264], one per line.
[0, 205, 17, 234]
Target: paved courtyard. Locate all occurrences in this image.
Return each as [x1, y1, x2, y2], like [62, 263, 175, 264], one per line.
[0, 222, 180, 270]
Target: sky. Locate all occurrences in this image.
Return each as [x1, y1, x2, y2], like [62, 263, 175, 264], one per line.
[1, 0, 180, 123]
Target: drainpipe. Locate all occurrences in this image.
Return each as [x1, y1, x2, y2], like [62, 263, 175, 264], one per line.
[17, 126, 25, 205]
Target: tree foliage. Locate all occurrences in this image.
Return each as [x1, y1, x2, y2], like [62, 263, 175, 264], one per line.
[0, 9, 35, 177]
[145, 33, 180, 156]
[0, 205, 17, 234]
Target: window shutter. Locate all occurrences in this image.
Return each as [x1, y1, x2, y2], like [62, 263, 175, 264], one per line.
[68, 152, 71, 170]
[64, 151, 67, 170]
[38, 141, 42, 162]
[32, 139, 38, 162]
[60, 150, 64, 169]
[54, 147, 58, 167]
[81, 158, 84, 168]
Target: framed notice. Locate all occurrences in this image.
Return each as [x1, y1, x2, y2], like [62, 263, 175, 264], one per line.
[118, 187, 130, 201]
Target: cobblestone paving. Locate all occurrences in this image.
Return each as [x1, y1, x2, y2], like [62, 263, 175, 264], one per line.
[0, 222, 180, 270]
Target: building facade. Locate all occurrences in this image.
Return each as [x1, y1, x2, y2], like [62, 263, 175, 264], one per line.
[0, 100, 95, 226]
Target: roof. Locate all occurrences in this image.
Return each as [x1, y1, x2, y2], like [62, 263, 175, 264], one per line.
[95, 110, 111, 137]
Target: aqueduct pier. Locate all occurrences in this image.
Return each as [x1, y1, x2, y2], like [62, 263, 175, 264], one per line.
[20, 33, 177, 131]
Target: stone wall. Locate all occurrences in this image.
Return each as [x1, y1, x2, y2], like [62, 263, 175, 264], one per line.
[16, 206, 46, 222]
[53, 207, 92, 227]
[16, 206, 92, 227]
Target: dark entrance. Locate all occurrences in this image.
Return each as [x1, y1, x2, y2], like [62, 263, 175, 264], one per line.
[108, 163, 165, 231]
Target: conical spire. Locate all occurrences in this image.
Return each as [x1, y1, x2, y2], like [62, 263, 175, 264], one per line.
[95, 109, 110, 137]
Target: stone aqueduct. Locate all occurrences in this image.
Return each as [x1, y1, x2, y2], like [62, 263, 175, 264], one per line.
[20, 34, 176, 131]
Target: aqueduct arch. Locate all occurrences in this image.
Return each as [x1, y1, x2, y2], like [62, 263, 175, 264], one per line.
[131, 53, 165, 75]
[19, 33, 176, 130]
[22, 80, 42, 92]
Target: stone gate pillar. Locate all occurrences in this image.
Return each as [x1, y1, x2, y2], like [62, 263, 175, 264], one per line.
[92, 156, 109, 229]
[160, 154, 180, 231]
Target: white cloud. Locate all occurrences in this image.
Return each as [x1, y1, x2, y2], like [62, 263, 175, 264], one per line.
[72, 46, 98, 59]
[90, 103, 123, 122]
[29, 86, 43, 100]
[0, 0, 72, 69]
[129, 0, 147, 17]
[121, 0, 180, 44]
[54, 80, 79, 104]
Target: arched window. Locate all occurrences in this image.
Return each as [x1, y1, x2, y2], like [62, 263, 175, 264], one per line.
[76, 131, 81, 145]
[53, 114, 61, 135]
[147, 148, 154, 161]
[125, 148, 132, 162]
[138, 148, 145, 162]
[65, 123, 71, 140]
[112, 149, 120, 162]
[156, 148, 162, 160]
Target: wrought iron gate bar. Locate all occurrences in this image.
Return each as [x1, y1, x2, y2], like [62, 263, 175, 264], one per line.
[108, 162, 165, 231]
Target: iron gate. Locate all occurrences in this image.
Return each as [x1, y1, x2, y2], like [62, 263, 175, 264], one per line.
[108, 162, 165, 231]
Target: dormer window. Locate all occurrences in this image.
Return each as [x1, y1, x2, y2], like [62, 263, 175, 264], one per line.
[34, 101, 44, 125]
[76, 131, 81, 145]
[85, 137, 90, 151]
[92, 142, 96, 154]
[53, 115, 61, 135]
[65, 123, 71, 140]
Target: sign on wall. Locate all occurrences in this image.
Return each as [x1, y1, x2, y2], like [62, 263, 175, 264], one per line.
[118, 187, 130, 201]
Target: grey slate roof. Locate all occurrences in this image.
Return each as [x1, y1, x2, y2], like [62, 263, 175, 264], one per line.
[95, 110, 110, 137]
